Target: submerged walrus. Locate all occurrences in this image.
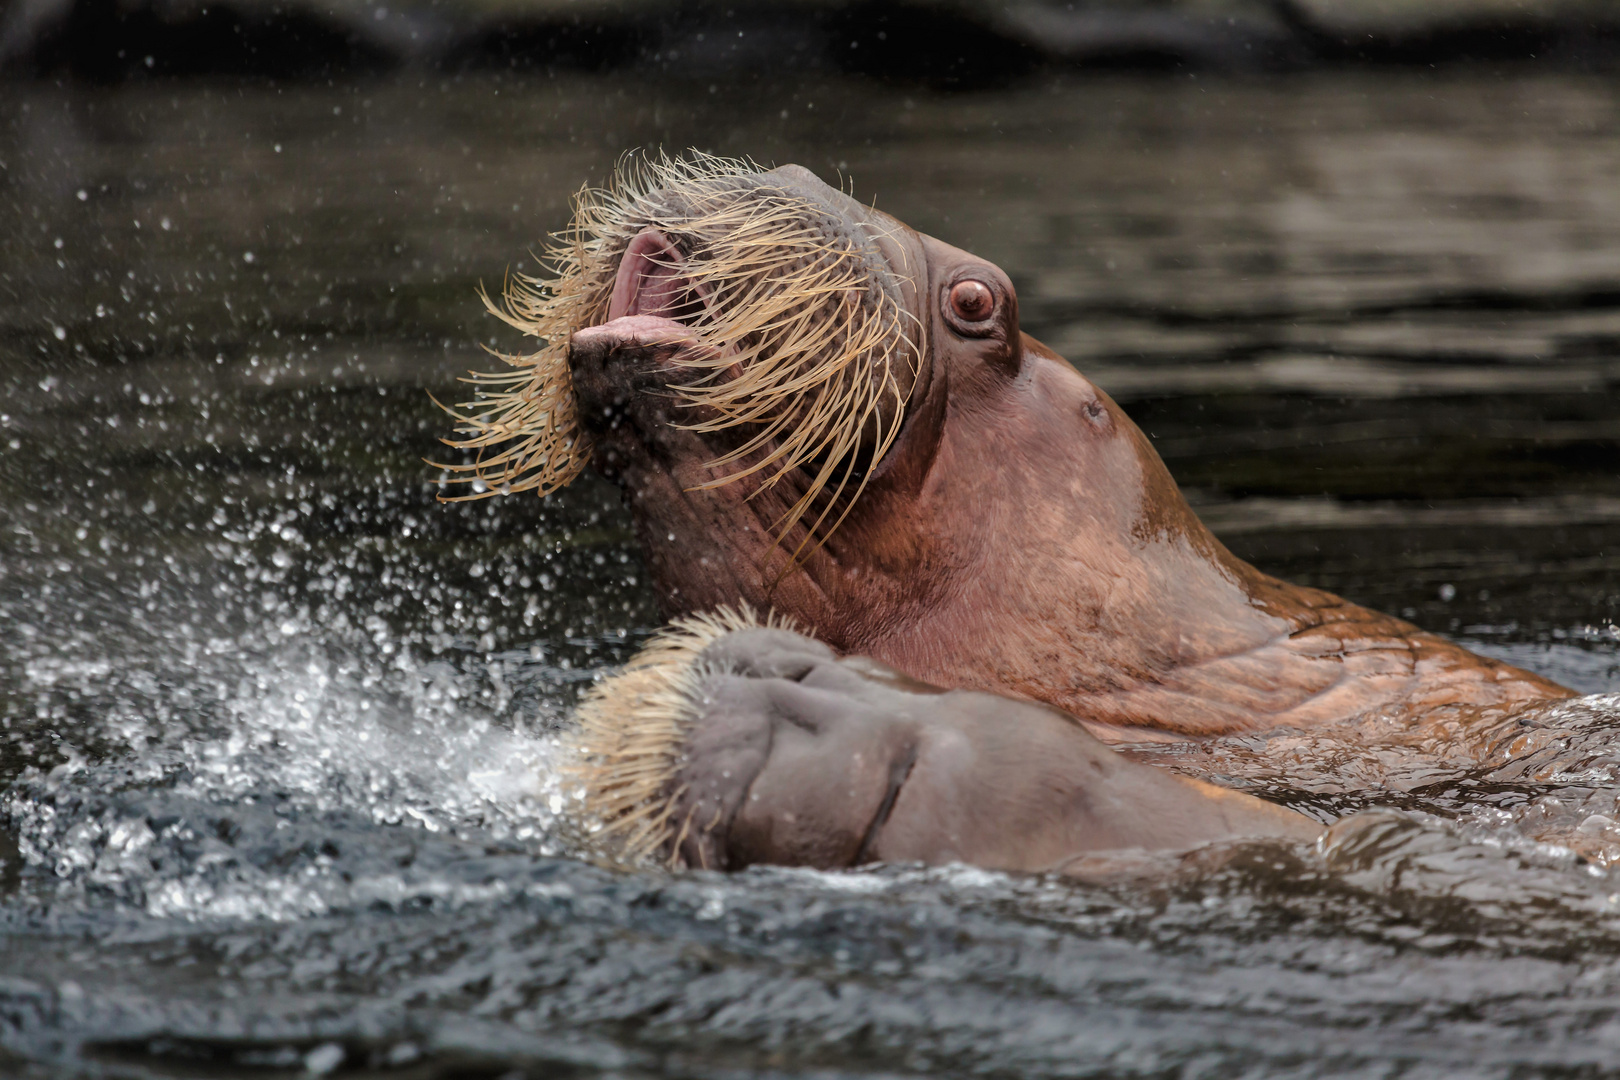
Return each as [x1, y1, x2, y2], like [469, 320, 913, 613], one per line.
[563, 609, 1320, 873]
[438, 154, 1576, 766]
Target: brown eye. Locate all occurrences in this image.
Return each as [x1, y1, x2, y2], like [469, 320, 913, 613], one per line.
[948, 279, 994, 322]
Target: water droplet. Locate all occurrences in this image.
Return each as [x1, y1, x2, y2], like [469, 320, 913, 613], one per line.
[303, 1043, 344, 1075]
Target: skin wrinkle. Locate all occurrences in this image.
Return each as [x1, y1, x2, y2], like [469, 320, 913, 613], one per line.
[853, 743, 919, 866]
[722, 716, 775, 871]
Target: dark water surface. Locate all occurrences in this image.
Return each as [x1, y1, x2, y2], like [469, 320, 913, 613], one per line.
[3, 70, 1620, 1077]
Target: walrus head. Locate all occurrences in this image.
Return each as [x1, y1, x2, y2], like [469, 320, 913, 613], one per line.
[441, 154, 1568, 738]
[438, 152, 1072, 621]
[563, 609, 1320, 873]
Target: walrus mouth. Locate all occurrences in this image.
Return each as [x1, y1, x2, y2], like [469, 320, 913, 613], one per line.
[430, 153, 921, 549]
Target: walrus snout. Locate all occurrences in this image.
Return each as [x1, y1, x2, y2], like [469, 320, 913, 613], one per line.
[670, 632, 920, 872]
[440, 155, 925, 549]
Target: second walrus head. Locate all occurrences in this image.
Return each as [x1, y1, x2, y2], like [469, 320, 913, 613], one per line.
[563, 609, 1321, 874]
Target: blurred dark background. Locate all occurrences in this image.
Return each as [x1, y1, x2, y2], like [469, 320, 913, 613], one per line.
[4, 0, 1620, 81]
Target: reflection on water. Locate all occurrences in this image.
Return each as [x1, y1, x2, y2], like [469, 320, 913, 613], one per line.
[2, 69, 1620, 1076]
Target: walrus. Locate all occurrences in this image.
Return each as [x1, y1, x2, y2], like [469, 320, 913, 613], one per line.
[555, 610, 1620, 875]
[562, 609, 1321, 874]
[436, 154, 1594, 804]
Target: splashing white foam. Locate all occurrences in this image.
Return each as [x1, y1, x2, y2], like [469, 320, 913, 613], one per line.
[7, 604, 591, 923]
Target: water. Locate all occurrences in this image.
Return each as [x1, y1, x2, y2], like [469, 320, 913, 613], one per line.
[2, 69, 1620, 1077]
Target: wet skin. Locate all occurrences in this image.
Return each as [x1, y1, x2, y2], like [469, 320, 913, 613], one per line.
[567, 164, 1575, 749]
[668, 628, 1321, 873]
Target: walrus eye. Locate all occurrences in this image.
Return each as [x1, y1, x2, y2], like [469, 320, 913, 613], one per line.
[947, 279, 995, 324]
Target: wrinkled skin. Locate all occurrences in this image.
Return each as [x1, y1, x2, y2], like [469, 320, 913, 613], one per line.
[669, 628, 1320, 873]
[568, 163, 1574, 751]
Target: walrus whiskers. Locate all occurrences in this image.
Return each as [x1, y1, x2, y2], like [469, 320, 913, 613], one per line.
[431, 152, 919, 552]
[562, 604, 791, 867]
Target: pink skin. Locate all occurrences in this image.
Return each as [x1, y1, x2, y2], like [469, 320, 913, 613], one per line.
[566, 164, 1572, 746]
